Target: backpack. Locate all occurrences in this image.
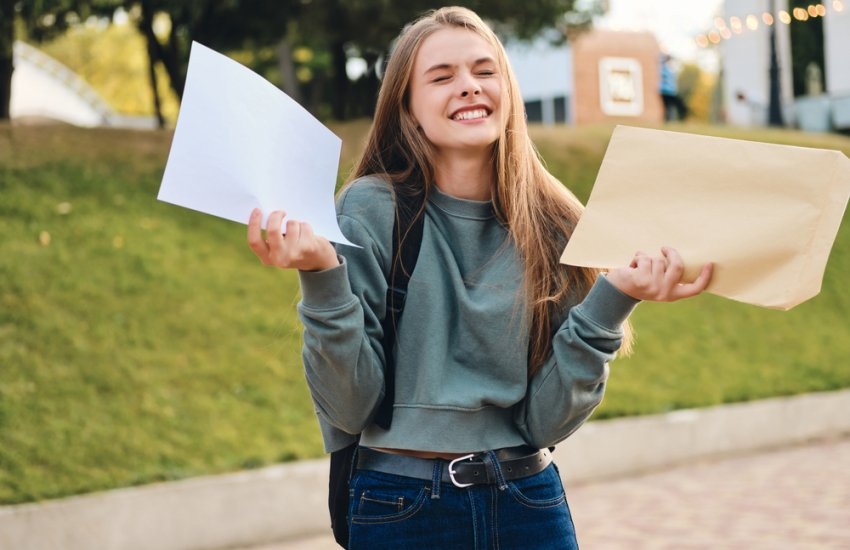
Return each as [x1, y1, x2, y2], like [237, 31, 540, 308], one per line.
[327, 188, 425, 548]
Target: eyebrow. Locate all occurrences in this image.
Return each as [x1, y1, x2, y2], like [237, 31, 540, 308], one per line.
[423, 57, 496, 74]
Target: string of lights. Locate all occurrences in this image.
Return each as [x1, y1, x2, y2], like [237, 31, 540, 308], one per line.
[695, 0, 845, 48]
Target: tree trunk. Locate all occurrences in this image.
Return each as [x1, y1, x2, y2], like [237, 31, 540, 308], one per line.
[0, 0, 15, 120]
[161, 31, 185, 100]
[144, 33, 165, 128]
[140, 0, 185, 100]
[330, 40, 348, 120]
[361, 52, 380, 118]
[0, 53, 12, 121]
[138, 3, 165, 128]
[277, 37, 301, 104]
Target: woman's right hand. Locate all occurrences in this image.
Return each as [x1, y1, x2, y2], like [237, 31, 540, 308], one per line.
[247, 208, 340, 272]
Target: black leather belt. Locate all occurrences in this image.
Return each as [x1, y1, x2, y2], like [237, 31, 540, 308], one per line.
[355, 446, 553, 488]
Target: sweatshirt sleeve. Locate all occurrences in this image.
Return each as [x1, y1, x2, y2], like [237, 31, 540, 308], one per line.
[513, 275, 639, 449]
[296, 183, 394, 452]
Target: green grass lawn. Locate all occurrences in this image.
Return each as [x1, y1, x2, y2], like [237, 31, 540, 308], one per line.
[1, 121, 848, 505]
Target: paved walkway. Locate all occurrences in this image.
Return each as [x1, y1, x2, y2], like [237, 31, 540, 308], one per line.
[246, 436, 850, 549]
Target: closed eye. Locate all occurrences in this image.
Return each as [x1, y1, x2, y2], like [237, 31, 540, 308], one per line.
[473, 57, 498, 76]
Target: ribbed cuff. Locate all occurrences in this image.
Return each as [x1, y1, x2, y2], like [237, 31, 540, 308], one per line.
[577, 275, 641, 329]
[297, 256, 353, 309]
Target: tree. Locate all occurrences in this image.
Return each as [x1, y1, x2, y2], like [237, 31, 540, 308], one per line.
[678, 62, 717, 123]
[1, 0, 83, 119]
[293, 0, 604, 120]
[117, 0, 602, 121]
[0, 0, 299, 123]
[2, 0, 603, 123]
[1, 0, 134, 120]
[64, 1, 299, 127]
[0, 0, 13, 119]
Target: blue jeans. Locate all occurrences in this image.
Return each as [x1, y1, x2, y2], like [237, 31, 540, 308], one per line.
[347, 458, 578, 549]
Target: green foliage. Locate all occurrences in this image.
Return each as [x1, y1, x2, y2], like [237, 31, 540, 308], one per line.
[10, 0, 601, 121]
[37, 20, 180, 119]
[1, 121, 848, 506]
[678, 63, 717, 123]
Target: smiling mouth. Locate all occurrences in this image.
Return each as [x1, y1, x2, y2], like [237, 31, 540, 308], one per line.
[452, 108, 489, 121]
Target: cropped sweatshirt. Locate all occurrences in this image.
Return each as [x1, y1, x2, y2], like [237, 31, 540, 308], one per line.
[297, 176, 639, 453]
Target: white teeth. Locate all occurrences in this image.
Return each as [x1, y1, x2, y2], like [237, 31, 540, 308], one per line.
[453, 109, 488, 121]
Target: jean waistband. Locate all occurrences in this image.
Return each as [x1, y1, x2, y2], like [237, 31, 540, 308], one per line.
[355, 446, 552, 488]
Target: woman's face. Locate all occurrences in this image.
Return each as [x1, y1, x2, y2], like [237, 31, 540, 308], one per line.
[408, 27, 503, 156]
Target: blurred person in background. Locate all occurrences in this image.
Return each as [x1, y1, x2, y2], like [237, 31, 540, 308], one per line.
[660, 53, 688, 121]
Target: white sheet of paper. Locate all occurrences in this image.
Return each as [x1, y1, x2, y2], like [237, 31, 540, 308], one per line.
[157, 41, 356, 247]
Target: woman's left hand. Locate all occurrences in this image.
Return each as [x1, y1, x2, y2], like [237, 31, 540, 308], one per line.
[605, 246, 713, 302]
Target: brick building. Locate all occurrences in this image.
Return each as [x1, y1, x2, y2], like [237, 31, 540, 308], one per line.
[506, 29, 665, 125]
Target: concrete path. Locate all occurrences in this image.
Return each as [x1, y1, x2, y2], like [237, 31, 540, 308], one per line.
[248, 436, 850, 549]
[4, 390, 849, 550]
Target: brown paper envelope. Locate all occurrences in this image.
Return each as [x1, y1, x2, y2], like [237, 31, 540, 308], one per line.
[560, 125, 850, 310]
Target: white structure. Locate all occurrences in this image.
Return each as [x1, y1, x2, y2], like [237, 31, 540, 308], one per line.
[505, 37, 574, 124]
[822, 1, 850, 128]
[10, 40, 156, 129]
[721, 0, 850, 131]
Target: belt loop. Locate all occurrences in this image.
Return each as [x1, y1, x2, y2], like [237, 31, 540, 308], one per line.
[483, 451, 508, 491]
[430, 459, 442, 499]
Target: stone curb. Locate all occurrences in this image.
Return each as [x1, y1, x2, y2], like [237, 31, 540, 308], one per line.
[2, 389, 849, 550]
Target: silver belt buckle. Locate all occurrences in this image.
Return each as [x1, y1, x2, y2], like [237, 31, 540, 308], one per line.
[448, 454, 476, 488]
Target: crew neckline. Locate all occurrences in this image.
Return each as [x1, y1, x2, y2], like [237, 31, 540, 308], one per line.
[429, 184, 494, 220]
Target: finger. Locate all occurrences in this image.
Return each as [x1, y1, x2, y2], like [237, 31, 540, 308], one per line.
[266, 211, 287, 249]
[659, 246, 684, 284]
[284, 219, 302, 245]
[660, 246, 680, 266]
[651, 254, 667, 279]
[247, 208, 269, 257]
[691, 262, 714, 291]
[298, 221, 317, 244]
[631, 251, 650, 272]
[671, 262, 714, 300]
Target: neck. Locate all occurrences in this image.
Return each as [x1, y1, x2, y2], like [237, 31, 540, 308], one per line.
[432, 151, 494, 201]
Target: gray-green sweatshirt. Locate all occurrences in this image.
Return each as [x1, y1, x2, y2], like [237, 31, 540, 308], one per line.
[297, 176, 639, 453]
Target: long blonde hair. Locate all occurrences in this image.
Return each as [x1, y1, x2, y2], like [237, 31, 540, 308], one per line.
[348, 6, 632, 376]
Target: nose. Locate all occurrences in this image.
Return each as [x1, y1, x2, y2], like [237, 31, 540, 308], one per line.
[458, 72, 481, 98]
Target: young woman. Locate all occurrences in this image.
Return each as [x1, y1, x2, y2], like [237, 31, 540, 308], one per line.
[248, 6, 712, 549]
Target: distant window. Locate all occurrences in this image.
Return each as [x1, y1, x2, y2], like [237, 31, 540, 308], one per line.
[598, 57, 644, 116]
[554, 96, 568, 123]
[524, 97, 569, 124]
[525, 100, 543, 122]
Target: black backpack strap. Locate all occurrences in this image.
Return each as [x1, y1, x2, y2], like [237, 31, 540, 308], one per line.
[327, 188, 424, 549]
[373, 189, 425, 430]
[328, 440, 357, 547]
